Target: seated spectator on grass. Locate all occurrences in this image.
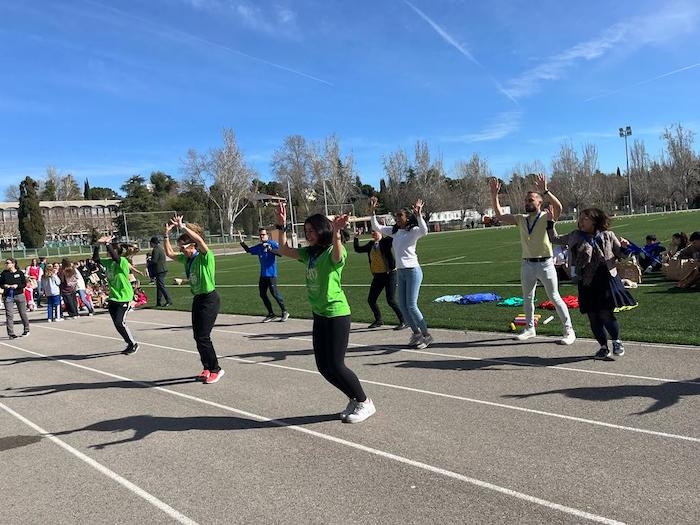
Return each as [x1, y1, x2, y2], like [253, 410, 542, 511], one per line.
[674, 231, 700, 289]
[639, 234, 666, 273]
[668, 232, 689, 259]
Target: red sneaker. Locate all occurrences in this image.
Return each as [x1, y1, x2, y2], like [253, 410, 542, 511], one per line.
[205, 369, 225, 384]
[196, 369, 210, 381]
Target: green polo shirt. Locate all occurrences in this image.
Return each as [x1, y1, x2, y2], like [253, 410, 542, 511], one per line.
[298, 245, 351, 317]
[176, 250, 216, 295]
[102, 257, 134, 302]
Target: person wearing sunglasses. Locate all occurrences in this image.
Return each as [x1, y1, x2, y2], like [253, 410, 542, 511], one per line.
[164, 215, 223, 384]
[1, 258, 31, 339]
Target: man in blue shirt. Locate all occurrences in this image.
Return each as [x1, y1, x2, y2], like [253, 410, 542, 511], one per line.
[240, 228, 290, 322]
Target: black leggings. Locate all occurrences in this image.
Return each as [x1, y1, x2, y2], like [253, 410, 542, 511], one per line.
[259, 276, 286, 314]
[312, 314, 366, 402]
[368, 272, 403, 323]
[192, 291, 220, 373]
[586, 310, 620, 347]
[108, 301, 136, 346]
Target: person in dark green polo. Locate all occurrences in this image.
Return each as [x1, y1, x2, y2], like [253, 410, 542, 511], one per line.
[94, 236, 138, 354]
[163, 216, 223, 384]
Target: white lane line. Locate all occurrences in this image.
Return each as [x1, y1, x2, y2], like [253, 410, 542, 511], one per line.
[423, 256, 467, 265]
[0, 401, 198, 525]
[0, 346, 626, 525]
[9, 329, 700, 444]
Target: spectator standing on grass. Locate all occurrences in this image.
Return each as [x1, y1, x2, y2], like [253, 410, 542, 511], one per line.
[94, 237, 139, 355]
[163, 216, 224, 384]
[546, 208, 636, 359]
[353, 229, 406, 330]
[370, 195, 433, 349]
[149, 236, 172, 307]
[240, 228, 290, 323]
[273, 201, 376, 423]
[488, 175, 576, 345]
[41, 264, 62, 322]
[1, 258, 30, 338]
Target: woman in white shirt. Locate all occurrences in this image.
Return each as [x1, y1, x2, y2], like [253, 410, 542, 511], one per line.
[370, 196, 433, 349]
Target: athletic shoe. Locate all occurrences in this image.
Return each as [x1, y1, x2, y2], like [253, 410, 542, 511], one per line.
[612, 340, 625, 356]
[205, 369, 225, 384]
[560, 328, 576, 346]
[55, 317, 64, 322]
[339, 399, 357, 420]
[88, 313, 94, 317]
[344, 398, 376, 424]
[416, 334, 434, 349]
[280, 311, 290, 322]
[122, 343, 139, 355]
[47, 319, 53, 323]
[196, 369, 211, 381]
[515, 328, 536, 341]
[594, 347, 611, 360]
[408, 332, 422, 347]
[21, 331, 29, 337]
[393, 322, 408, 331]
[8, 334, 18, 339]
[262, 314, 276, 323]
[367, 321, 383, 329]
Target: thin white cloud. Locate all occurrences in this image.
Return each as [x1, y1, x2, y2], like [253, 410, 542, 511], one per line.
[504, 1, 700, 100]
[82, 0, 330, 85]
[403, 1, 517, 104]
[443, 111, 522, 143]
[585, 63, 700, 102]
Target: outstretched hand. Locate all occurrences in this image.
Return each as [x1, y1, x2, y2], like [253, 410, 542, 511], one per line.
[170, 215, 185, 228]
[545, 208, 555, 221]
[165, 221, 176, 234]
[97, 235, 114, 244]
[369, 196, 378, 213]
[275, 202, 287, 226]
[534, 173, 548, 194]
[414, 199, 424, 216]
[332, 214, 350, 232]
[488, 177, 501, 195]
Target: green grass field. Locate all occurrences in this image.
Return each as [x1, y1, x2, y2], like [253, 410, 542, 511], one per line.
[147, 209, 700, 346]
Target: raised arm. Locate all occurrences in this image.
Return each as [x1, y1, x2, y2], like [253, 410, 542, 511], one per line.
[413, 199, 429, 236]
[95, 235, 118, 263]
[163, 221, 178, 260]
[172, 215, 209, 254]
[535, 173, 562, 221]
[544, 208, 570, 245]
[272, 201, 300, 260]
[331, 214, 349, 264]
[368, 196, 393, 236]
[489, 178, 517, 225]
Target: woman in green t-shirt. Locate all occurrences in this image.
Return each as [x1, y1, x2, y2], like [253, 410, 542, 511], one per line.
[163, 216, 224, 385]
[274, 202, 376, 424]
[93, 236, 139, 354]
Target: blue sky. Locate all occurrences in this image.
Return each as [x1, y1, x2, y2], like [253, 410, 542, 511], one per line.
[1, 0, 699, 198]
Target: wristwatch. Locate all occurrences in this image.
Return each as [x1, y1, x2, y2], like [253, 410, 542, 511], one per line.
[275, 224, 286, 231]
[543, 190, 550, 195]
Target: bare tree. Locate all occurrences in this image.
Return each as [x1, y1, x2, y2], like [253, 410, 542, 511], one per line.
[661, 123, 698, 209]
[550, 141, 597, 212]
[271, 135, 315, 217]
[4, 184, 20, 200]
[408, 141, 446, 214]
[314, 134, 357, 215]
[380, 149, 410, 213]
[453, 153, 491, 216]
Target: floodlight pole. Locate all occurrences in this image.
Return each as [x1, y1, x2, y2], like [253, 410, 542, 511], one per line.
[618, 125, 633, 214]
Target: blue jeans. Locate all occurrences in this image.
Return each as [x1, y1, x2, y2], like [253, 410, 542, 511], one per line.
[397, 267, 427, 334]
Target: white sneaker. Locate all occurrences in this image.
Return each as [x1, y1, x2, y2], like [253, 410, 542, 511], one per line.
[515, 327, 536, 341]
[339, 399, 357, 420]
[280, 311, 290, 322]
[560, 328, 576, 345]
[408, 333, 422, 347]
[416, 334, 433, 349]
[344, 398, 376, 424]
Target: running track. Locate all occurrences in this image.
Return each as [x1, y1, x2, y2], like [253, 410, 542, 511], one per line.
[1, 308, 698, 524]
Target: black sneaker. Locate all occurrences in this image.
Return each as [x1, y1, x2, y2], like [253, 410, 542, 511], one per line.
[393, 322, 408, 331]
[368, 321, 383, 329]
[594, 347, 611, 360]
[22, 331, 30, 337]
[122, 343, 139, 355]
[8, 334, 18, 339]
[262, 314, 276, 323]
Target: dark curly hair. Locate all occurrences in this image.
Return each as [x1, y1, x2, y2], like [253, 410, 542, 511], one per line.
[391, 207, 419, 234]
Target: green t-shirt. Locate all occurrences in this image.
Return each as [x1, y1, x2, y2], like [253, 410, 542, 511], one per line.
[176, 250, 216, 295]
[298, 245, 351, 317]
[102, 257, 134, 302]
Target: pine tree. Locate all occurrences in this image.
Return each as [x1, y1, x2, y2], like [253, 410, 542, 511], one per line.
[84, 178, 91, 199]
[18, 176, 46, 248]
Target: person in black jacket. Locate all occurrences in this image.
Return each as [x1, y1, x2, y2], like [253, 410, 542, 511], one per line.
[353, 230, 407, 330]
[149, 236, 172, 307]
[1, 258, 30, 339]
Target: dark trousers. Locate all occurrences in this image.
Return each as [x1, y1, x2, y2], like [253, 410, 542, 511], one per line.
[155, 272, 172, 306]
[587, 310, 620, 347]
[312, 314, 366, 402]
[259, 276, 286, 314]
[62, 292, 79, 317]
[192, 291, 220, 372]
[368, 271, 403, 324]
[108, 301, 136, 346]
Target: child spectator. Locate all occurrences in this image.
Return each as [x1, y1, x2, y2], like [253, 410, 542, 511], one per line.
[41, 265, 62, 322]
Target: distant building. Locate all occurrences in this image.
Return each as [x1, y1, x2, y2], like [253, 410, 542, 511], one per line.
[0, 199, 120, 246]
